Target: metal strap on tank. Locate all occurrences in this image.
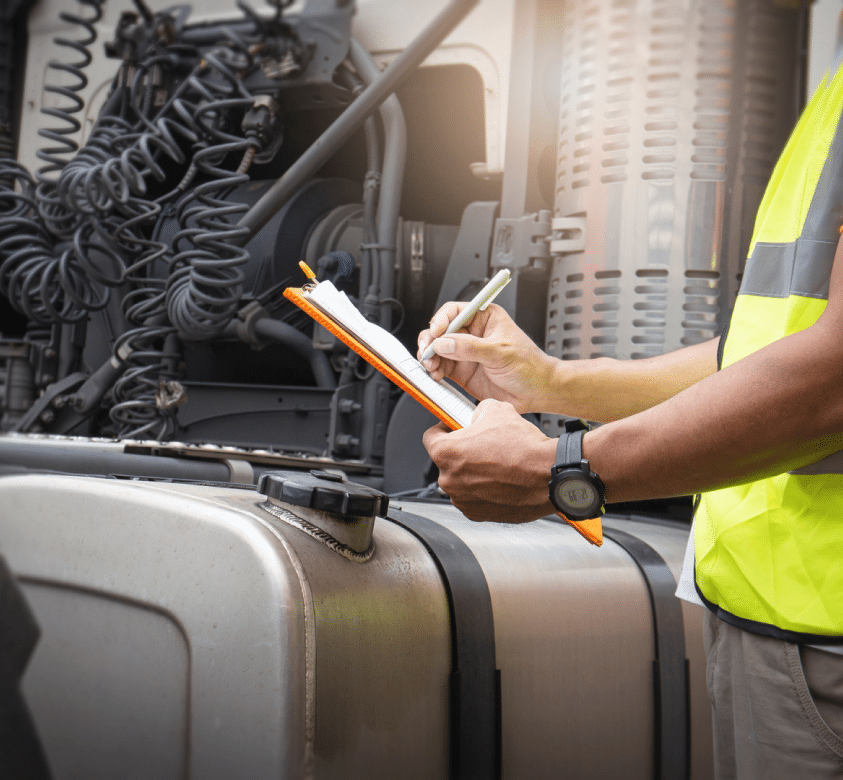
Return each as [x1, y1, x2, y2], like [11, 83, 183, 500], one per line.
[386, 508, 500, 780]
[602, 525, 689, 780]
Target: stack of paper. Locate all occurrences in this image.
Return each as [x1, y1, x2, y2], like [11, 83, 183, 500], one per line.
[304, 281, 477, 429]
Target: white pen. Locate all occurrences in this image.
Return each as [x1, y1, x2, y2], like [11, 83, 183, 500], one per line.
[420, 269, 511, 362]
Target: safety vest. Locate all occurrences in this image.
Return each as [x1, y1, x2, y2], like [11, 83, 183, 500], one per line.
[694, 64, 843, 643]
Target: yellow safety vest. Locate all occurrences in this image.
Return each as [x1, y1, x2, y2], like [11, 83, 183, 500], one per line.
[695, 64, 843, 643]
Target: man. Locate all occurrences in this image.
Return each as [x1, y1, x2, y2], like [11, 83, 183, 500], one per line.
[418, 61, 843, 779]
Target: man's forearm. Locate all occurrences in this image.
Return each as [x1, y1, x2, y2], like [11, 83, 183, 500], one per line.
[536, 337, 719, 421]
[583, 321, 843, 503]
[424, 323, 843, 523]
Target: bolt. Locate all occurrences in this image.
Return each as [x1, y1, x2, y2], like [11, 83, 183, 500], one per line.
[336, 434, 360, 449]
[40, 409, 55, 424]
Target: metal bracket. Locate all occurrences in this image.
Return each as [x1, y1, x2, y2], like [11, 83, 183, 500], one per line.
[434, 201, 499, 312]
[406, 220, 426, 307]
[9, 372, 88, 434]
[491, 210, 552, 272]
[410, 222, 425, 280]
[549, 215, 586, 255]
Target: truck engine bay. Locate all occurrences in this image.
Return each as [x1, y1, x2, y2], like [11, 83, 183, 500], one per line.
[0, 0, 825, 777]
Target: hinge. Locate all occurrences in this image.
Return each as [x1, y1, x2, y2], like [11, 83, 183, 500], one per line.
[491, 210, 552, 272]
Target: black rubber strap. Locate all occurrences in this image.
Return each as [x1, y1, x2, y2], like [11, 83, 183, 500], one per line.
[602, 525, 689, 780]
[555, 428, 585, 470]
[386, 508, 500, 780]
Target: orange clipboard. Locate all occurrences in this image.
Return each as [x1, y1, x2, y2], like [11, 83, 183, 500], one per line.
[557, 513, 602, 546]
[285, 280, 602, 546]
[284, 286, 467, 430]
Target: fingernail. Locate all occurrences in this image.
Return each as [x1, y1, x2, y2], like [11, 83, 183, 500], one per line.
[434, 337, 455, 354]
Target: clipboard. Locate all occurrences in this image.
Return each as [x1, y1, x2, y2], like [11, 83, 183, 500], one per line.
[284, 286, 472, 430]
[286, 272, 602, 546]
[559, 515, 602, 546]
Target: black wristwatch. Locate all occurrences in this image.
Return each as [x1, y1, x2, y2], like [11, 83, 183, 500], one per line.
[548, 420, 606, 521]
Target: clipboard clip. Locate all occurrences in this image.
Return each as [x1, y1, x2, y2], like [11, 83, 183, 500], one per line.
[299, 260, 318, 292]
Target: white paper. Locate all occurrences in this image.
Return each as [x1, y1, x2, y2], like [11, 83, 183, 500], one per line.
[308, 281, 476, 428]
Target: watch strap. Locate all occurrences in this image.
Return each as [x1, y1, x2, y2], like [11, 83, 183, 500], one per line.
[555, 428, 585, 470]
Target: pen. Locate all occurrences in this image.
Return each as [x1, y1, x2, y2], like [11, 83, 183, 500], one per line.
[421, 269, 511, 362]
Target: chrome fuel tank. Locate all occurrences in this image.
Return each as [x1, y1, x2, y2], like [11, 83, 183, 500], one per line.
[0, 472, 712, 779]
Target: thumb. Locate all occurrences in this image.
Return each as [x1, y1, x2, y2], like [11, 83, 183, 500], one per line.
[422, 421, 452, 453]
[430, 332, 503, 366]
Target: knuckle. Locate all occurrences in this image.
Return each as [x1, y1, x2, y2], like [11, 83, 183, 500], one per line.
[431, 302, 463, 333]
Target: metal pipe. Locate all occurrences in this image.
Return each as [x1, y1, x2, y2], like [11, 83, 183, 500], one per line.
[359, 113, 381, 304]
[335, 65, 380, 305]
[349, 38, 407, 331]
[236, 0, 480, 241]
[0, 437, 234, 482]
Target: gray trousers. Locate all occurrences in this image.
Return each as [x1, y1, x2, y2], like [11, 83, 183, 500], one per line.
[704, 611, 843, 779]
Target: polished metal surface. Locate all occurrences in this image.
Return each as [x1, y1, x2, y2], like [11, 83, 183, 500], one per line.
[220, 490, 453, 779]
[0, 475, 313, 779]
[0, 474, 711, 779]
[0, 476, 453, 780]
[259, 499, 376, 562]
[398, 502, 713, 780]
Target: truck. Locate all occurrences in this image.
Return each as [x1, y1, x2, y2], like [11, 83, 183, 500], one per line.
[0, 0, 830, 777]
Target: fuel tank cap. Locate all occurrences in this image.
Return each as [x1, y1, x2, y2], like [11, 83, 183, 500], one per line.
[258, 469, 389, 519]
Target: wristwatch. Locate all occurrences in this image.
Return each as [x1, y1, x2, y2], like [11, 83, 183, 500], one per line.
[548, 419, 606, 521]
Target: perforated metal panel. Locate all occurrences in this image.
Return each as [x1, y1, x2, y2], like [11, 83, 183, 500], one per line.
[545, 0, 802, 368]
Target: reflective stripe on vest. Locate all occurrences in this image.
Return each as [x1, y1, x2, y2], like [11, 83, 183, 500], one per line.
[695, 65, 843, 641]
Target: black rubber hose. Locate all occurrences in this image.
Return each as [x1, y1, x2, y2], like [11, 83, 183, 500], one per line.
[317, 250, 355, 287]
[253, 317, 337, 389]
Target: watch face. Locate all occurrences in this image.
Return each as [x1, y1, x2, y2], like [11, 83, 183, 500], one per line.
[554, 476, 598, 514]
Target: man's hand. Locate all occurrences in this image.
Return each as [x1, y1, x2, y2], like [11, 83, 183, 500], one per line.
[417, 302, 556, 413]
[423, 399, 557, 523]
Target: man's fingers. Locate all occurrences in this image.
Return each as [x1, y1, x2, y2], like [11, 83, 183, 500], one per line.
[429, 332, 500, 366]
[470, 397, 498, 424]
[428, 301, 466, 338]
[422, 421, 452, 455]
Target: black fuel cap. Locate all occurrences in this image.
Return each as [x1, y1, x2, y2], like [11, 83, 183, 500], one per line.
[258, 470, 389, 518]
